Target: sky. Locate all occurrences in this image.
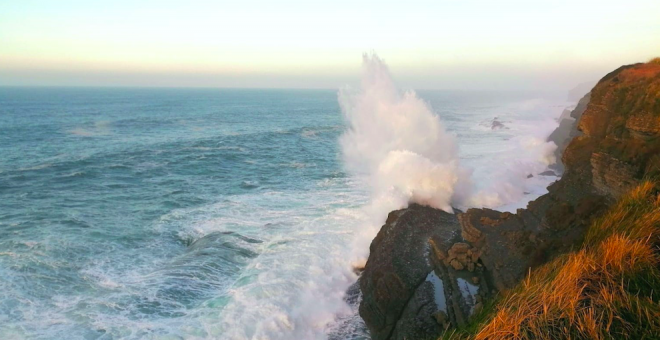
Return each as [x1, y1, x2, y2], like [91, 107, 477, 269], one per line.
[1, 0, 659, 90]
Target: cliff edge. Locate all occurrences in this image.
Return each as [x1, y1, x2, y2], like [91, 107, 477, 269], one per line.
[359, 60, 660, 340]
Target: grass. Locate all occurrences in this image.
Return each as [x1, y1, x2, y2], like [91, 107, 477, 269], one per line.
[444, 181, 660, 339]
[649, 57, 660, 65]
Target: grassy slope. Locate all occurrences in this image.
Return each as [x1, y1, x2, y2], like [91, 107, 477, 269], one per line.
[444, 182, 660, 340]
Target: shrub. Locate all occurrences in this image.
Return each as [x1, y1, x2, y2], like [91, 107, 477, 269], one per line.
[446, 182, 660, 339]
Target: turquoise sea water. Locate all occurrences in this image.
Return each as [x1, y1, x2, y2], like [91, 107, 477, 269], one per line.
[0, 87, 566, 339]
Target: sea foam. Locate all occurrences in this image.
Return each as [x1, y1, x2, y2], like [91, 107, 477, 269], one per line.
[339, 53, 469, 214]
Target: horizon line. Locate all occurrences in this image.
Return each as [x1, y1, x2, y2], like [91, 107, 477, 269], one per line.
[0, 84, 570, 93]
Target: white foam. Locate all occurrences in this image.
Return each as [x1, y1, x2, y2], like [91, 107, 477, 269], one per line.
[3, 57, 570, 340]
[339, 54, 467, 213]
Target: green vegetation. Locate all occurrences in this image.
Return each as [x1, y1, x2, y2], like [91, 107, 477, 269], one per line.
[444, 181, 660, 339]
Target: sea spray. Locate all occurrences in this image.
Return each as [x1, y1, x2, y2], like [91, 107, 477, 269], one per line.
[466, 109, 559, 209]
[338, 54, 559, 270]
[339, 53, 470, 213]
[331, 55, 561, 340]
[0, 65, 567, 340]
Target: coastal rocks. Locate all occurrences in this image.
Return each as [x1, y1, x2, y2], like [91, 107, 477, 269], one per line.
[480, 117, 508, 130]
[490, 119, 506, 130]
[590, 152, 640, 197]
[569, 61, 660, 193]
[455, 186, 606, 292]
[359, 205, 497, 340]
[626, 113, 660, 140]
[443, 242, 480, 272]
[458, 208, 550, 291]
[547, 92, 590, 173]
[358, 205, 462, 340]
[358, 187, 605, 338]
[359, 61, 660, 340]
[359, 187, 606, 339]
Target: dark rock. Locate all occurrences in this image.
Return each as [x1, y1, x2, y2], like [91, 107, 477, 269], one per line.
[548, 92, 590, 174]
[359, 61, 660, 340]
[358, 205, 462, 340]
[358, 204, 497, 340]
[389, 281, 443, 340]
[345, 280, 362, 306]
[491, 120, 505, 130]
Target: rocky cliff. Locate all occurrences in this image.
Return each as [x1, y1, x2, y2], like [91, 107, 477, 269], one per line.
[547, 91, 590, 174]
[358, 60, 660, 340]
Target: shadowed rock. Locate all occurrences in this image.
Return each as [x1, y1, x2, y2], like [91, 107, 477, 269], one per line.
[491, 119, 505, 130]
[359, 61, 660, 340]
[358, 205, 462, 340]
[548, 92, 591, 174]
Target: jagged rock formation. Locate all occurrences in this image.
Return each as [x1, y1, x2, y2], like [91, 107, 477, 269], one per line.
[359, 205, 492, 340]
[547, 92, 590, 173]
[490, 118, 506, 130]
[358, 206, 460, 340]
[359, 61, 660, 340]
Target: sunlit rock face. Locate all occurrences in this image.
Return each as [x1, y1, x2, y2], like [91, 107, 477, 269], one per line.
[571, 62, 660, 197]
[359, 60, 660, 340]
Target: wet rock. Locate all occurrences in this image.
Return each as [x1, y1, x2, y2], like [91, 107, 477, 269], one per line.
[358, 205, 462, 340]
[390, 281, 443, 340]
[359, 61, 660, 340]
[491, 120, 505, 130]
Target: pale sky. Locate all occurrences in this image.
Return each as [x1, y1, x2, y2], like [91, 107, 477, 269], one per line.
[1, 0, 659, 90]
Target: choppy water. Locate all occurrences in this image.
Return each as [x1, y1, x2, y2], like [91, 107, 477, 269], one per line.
[0, 87, 567, 339]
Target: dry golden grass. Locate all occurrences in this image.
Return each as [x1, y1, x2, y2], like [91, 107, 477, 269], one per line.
[649, 57, 660, 65]
[446, 182, 660, 340]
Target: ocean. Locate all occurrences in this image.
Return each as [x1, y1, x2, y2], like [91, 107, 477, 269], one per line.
[0, 85, 569, 339]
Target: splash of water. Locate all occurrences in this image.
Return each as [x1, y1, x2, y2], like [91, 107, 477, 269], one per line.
[215, 54, 560, 340]
[467, 133, 557, 208]
[338, 53, 559, 268]
[339, 53, 469, 214]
